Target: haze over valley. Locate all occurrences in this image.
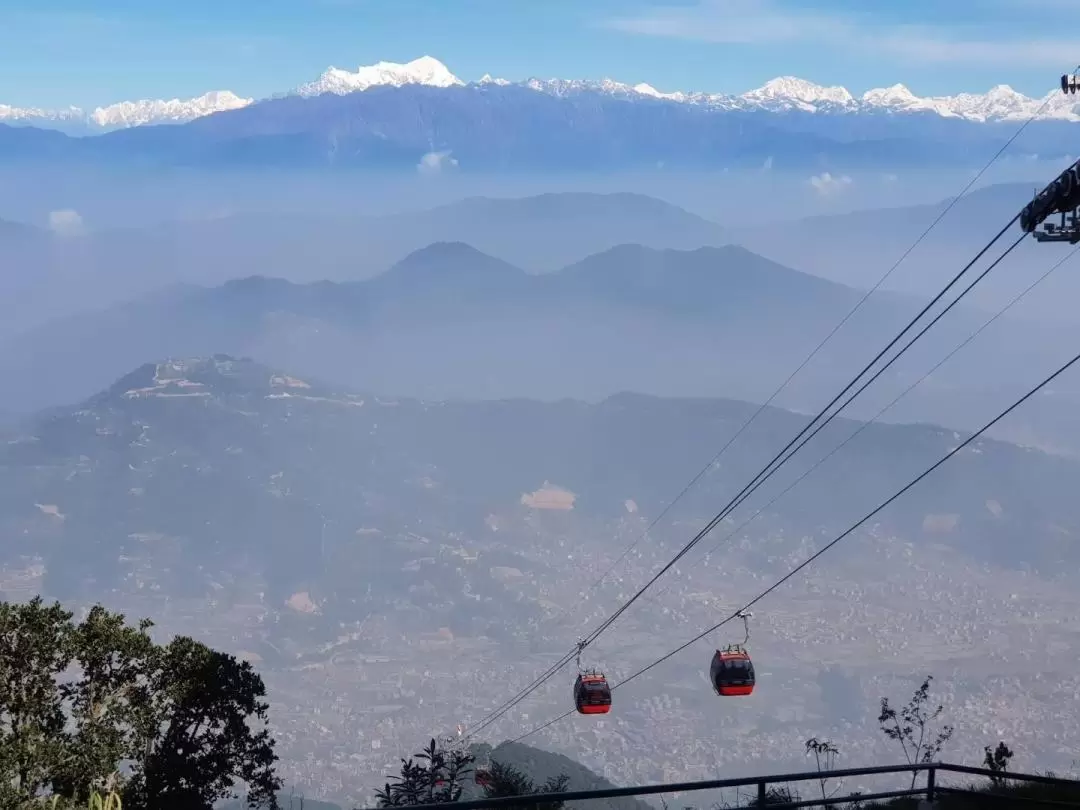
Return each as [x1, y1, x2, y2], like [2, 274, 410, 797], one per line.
[3, 15, 1080, 808]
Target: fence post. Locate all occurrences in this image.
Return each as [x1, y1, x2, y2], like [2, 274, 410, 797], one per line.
[757, 780, 766, 806]
[927, 766, 936, 802]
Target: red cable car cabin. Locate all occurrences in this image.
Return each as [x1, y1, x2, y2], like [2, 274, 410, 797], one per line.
[574, 672, 612, 714]
[710, 646, 755, 696]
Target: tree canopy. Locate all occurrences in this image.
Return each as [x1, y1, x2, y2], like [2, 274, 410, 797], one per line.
[0, 596, 282, 809]
[372, 739, 570, 810]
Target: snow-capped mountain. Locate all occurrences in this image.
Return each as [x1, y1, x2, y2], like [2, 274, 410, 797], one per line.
[89, 90, 252, 128]
[295, 55, 464, 97]
[3, 55, 1078, 140]
[511, 71, 1080, 123]
[0, 90, 252, 133]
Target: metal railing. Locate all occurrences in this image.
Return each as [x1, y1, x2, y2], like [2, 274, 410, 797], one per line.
[409, 762, 1080, 810]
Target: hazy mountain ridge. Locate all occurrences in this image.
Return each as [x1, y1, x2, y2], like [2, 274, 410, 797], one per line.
[5, 354, 1080, 799]
[0, 190, 727, 339]
[0, 91, 253, 134]
[4, 354, 1080, 798]
[6, 56, 1079, 135]
[4, 234, 1078, 458]
[0, 241, 931, 416]
[5, 76, 1074, 172]
[4, 354, 1076, 600]
[734, 180, 1080, 333]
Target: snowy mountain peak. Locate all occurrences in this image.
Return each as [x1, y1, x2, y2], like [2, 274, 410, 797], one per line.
[986, 84, 1024, 98]
[295, 55, 464, 97]
[5, 58, 1080, 135]
[0, 103, 85, 124]
[0, 90, 252, 131]
[632, 82, 688, 102]
[861, 83, 917, 104]
[88, 90, 252, 128]
[742, 76, 855, 108]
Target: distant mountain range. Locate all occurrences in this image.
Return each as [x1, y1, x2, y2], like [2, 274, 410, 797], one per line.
[734, 181, 1080, 312]
[0, 191, 727, 338]
[5, 56, 1079, 134]
[0, 90, 252, 134]
[3, 58, 1077, 171]
[2, 183, 1058, 315]
[8, 353, 1080, 795]
[5, 185, 1079, 454]
[4, 237, 1078, 458]
[0, 241, 946, 415]
[6, 354, 1077, 599]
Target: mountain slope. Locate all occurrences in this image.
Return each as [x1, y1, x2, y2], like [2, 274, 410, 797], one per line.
[464, 742, 653, 810]
[0, 242, 918, 415]
[0, 90, 253, 134]
[0, 191, 726, 339]
[0, 83, 989, 172]
[7, 57, 1080, 132]
[391, 192, 727, 272]
[731, 181, 1080, 320]
[5, 353, 1077, 594]
[4, 238, 1076, 455]
[4, 57, 1076, 170]
[5, 354, 1080, 795]
[0, 216, 41, 241]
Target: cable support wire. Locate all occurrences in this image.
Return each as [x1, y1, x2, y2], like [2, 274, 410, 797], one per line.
[548, 88, 1053, 627]
[515, 333, 1080, 742]
[474, 220, 1021, 741]
[644, 241, 1079, 608]
[460, 89, 1058, 742]
[575, 216, 1023, 651]
[467, 212, 1023, 740]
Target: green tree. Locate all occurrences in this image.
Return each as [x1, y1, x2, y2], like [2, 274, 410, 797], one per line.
[877, 675, 954, 789]
[54, 605, 158, 803]
[0, 598, 281, 810]
[0, 597, 75, 808]
[481, 760, 569, 810]
[122, 635, 282, 810]
[373, 738, 475, 807]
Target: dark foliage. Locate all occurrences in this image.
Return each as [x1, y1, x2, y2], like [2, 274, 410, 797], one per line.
[480, 760, 569, 810]
[373, 738, 476, 807]
[878, 676, 954, 789]
[805, 738, 842, 806]
[0, 597, 282, 809]
[982, 741, 1013, 789]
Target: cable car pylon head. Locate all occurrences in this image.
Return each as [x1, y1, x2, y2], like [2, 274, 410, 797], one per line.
[1063, 71, 1079, 95]
[1019, 91, 1080, 244]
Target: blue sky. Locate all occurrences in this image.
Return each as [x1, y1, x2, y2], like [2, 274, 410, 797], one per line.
[2, 0, 1077, 109]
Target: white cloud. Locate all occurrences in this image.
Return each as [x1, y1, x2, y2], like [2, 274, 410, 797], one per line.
[417, 150, 459, 175]
[605, 0, 1080, 67]
[47, 209, 85, 236]
[809, 172, 852, 196]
